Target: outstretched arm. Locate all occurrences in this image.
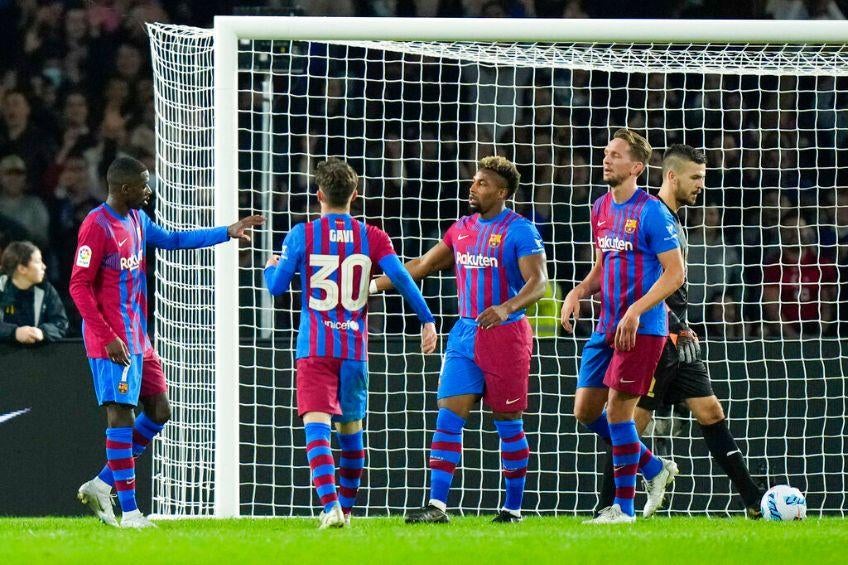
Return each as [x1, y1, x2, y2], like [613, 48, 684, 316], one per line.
[378, 254, 436, 325]
[378, 253, 438, 354]
[144, 212, 265, 250]
[264, 225, 304, 296]
[372, 241, 454, 293]
[264, 255, 298, 296]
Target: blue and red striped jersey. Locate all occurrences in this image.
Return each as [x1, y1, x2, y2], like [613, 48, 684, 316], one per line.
[443, 208, 545, 322]
[591, 189, 680, 336]
[69, 204, 229, 358]
[270, 214, 396, 361]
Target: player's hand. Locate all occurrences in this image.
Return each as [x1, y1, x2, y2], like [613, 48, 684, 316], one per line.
[14, 326, 41, 344]
[614, 307, 640, 351]
[105, 337, 131, 366]
[227, 214, 265, 242]
[676, 328, 701, 364]
[421, 322, 437, 354]
[265, 255, 280, 269]
[476, 304, 509, 329]
[560, 289, 581, 333]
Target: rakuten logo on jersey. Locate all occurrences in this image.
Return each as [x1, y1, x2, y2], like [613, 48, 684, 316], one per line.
[323, 319, 360, 332]
[120, 250, 143, 271]
[597, 236, 633, 252]
[456, 252, 499, 268]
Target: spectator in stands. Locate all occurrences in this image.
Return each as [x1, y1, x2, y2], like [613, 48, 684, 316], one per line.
[706, 291, 745, 341]
[687, 206, 743, 327]
[48, 153, 100, 292]
[0, 155, 50, 247]
[762, 212, 837, 337]
[765, 0, 846, 19]
[0, 240, 68, 345]
[0, 89, 56, 193]
[54, 91, 98, 166]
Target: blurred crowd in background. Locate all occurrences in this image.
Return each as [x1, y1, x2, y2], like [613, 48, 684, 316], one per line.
[1, 0, 847, 343]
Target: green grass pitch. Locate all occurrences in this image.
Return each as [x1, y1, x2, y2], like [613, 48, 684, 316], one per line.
[1, 516, 845, 564]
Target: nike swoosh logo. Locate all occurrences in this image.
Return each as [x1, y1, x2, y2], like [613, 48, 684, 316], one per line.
[726, 450, 741, 457]
[614, 465, 624, 472]
[0, 408, 31, 425]
[118, 238, 128, 246]
[458, 234, 471, 240]
[620, 379, 635, 384]
[126, 479, 135, 485]
[505, 397, 521, 405]
[597, 221, 606, 226]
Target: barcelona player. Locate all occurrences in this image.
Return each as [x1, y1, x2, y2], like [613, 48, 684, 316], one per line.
[264, 158, 437, 529]
[560, 129, 685, 524]
[374, 156, 548, 524]
[70, 156, 264, 528]
[593, 144, 765, 518]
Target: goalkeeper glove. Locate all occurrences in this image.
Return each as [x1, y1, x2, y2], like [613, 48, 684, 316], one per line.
[676, 328, 701, 364]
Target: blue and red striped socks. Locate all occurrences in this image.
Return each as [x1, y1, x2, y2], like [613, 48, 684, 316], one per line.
[639, 444, 663, 480]
[587, 412, 662, 480]
[609, 420, 641, 517]
[494, 419, 530, 513]
[428, 408, 465, 509]
[586, 410, 612, 443]
[97, 413, 165, 487]
[105, 427, 137, 513]
[337, 430, 365, 516]
[305, 422, 339, 513]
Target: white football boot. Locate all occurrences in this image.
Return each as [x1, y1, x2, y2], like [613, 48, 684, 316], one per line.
[120, 509, 157, 529]
[77, 478, 118, 527]
[643, 457, 680, 518]
[318, 503, 346, 529]
[585, 504, 636, 524]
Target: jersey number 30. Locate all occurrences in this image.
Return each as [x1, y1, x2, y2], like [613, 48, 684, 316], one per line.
[309, 254, 371, 312]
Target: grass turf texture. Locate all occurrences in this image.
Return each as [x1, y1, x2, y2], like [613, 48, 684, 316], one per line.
[1, 516, 844, 564]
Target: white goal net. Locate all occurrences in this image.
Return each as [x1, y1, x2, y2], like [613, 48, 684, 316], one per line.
[149, 19, 848, 517]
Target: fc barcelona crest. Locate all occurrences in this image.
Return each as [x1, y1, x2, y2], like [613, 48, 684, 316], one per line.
[118, 382, 129, 394]
[488, 234, 503, 247]
[624, 219, 638, 234]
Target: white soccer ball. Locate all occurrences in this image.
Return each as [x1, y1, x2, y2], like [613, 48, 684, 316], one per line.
[760, 485, 807, 521]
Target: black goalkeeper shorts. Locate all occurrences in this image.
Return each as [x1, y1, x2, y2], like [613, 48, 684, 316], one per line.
[638, 338, 714, 411]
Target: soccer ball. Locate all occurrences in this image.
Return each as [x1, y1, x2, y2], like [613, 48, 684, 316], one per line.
[760, 485, 807, 521]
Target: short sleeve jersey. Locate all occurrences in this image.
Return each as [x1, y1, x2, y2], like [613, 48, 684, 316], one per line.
[591, 190, 680, 336]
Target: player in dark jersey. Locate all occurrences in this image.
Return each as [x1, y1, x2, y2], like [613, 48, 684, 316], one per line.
[374, 156, 548, 524]
[593, 144, 765, 518]
[561, 129, 686, 524]
[71, 156, 263, 528]
[264, 157, 436, 529]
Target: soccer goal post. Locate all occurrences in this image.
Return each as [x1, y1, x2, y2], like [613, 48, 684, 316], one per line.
[148, 17, 848, 518]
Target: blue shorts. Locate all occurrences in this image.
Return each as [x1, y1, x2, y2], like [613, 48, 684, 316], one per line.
[577, 332, 614, 389]
[577, 331, 667, 396]
[439, 318, 484, 399]
[89, 354, 144, 406]
[438, 317, 533, 411]
[296, 357, 368, 423]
